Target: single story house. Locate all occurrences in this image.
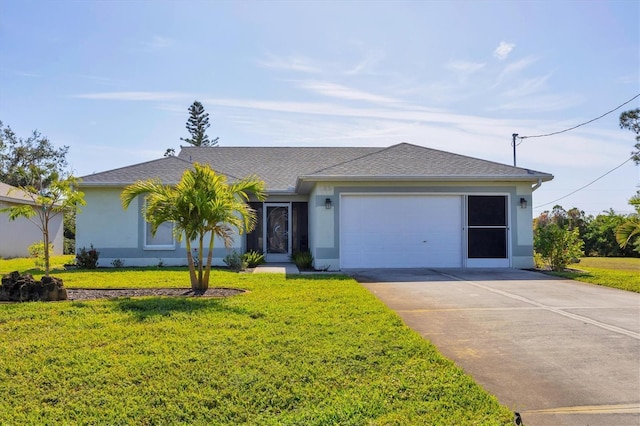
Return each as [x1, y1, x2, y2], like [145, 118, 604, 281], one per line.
[0, 182, 64, 258]
[76, 143, 553, 270]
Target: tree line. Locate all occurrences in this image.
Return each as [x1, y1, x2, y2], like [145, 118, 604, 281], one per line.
[534, 202, 640, 266]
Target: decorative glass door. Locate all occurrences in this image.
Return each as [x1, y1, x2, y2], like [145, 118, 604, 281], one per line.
[265, 204, 291, 262]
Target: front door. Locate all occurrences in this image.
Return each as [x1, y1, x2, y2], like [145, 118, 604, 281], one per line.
[264, 203, 291, 262]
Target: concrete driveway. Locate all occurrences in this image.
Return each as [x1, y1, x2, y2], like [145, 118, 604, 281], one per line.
[352, 268, 640, 426]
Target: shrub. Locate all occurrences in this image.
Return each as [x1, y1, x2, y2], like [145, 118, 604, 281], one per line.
[242, 250, 265, 268]
[533, 252, 545, 269]
[534, 224, 583, 271]
[291, 250, 314, 270]
[64, 237, 75, 255]
[27, 241, 54, 270]
[223, 250, 248, 272]
[111, 259, 125, 268]
[76, 245, 100, 269]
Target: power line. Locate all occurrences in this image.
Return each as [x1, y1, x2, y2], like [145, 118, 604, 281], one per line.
[534, 156, 634, 210]
[518, 93, 640, 140]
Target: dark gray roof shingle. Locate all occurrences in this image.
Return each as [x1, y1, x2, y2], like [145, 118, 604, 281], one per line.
[80, 156, 195, 186]
[80, 143, 552, 191]
[177, 146, 380, 191]
[307, 143, 547, 178]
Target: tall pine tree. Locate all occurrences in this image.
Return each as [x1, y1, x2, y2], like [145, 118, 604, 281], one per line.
[180, 101, 219, 147]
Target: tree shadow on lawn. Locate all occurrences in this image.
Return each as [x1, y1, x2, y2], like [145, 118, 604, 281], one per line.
[42, 266, 195, 274]
[284, 274, 353, 281]
[110, 297, 253, 321]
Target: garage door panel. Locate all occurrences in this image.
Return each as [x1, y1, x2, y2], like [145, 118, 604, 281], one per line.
[341, 195, 462, 268]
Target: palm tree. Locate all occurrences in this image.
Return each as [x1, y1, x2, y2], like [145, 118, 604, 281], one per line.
[616, 193, 640, 254]
[121, 163, 265, 290]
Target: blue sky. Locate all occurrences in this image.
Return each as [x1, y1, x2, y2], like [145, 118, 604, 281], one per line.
[1, 0, 638, 215]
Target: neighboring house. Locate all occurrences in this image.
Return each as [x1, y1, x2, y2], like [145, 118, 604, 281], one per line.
[76, 143, 553, 270]
[0, 182, 64, 258]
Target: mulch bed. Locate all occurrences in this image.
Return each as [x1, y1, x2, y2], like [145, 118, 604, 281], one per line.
[66, 288, 245, 301]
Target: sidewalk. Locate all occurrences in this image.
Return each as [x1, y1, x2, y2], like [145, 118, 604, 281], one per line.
[252, 263, 300, 275]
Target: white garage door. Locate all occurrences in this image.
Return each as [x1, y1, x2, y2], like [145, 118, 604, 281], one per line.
[340, 194, 463, 268]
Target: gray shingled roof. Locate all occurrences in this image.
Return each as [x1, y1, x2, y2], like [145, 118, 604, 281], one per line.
[81, 143, 552, 192]
[307, 143, 548, 178]
[177, 146, 381, 191]
[81, 156, 196, 186]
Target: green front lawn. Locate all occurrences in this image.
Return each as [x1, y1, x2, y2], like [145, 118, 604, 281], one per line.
[0, 258, 512, 425]
[548, 257, 640, 293]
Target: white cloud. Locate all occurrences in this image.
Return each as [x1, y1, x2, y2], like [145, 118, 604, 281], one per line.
[344, 50, 385, 75]
[494, 41, 515, 60]
[294, 81, 400, 105]
[257, 54, 321, 73]
[446, 61, 486, 74]
[72, 91, 193, 101]
[75, 74, 124, 86]
[445, 61, 487, 85]
[491, 55, 539, 89]
[141, 35, 174, 50]
[501, 73, 552, 97]
[14, 70, 41, 78]
[503, 56, 537, 74]
[491, 93, 585, 112]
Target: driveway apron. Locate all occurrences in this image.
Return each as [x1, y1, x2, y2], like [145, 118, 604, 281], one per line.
[354, 268, 640, 426]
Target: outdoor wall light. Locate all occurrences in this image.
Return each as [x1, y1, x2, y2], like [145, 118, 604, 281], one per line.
[520, 197, 527, 209]
[325, 198, 332, 209]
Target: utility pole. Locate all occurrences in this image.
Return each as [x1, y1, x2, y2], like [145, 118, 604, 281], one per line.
[512, 133, 518, 167]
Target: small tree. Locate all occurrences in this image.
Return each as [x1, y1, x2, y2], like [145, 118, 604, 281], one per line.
[0, 121, 69, 187]
[619, 108, 640, 164]
[121, 163, 265, 290]
[180, 101, 219, 147]
[534, 223, 584, 271]
[0, 171, 85, 276]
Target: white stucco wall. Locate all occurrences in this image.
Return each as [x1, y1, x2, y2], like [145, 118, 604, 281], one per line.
[76, 187, 138, 251]
[0, 200, 64, 258]
[77, 187, 246, 267]
[512, 182, 535, 268]
[515, 182, 534, 246]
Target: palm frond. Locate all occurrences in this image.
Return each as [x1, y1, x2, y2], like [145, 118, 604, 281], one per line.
[616, 217, 640, 248]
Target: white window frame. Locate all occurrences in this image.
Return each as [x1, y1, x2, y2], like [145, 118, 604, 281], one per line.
[143, 220, 176, 250]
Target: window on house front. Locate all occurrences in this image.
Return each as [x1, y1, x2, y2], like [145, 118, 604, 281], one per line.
[145, 221, 175, 249]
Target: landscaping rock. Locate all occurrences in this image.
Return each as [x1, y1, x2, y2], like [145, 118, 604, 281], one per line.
[1, 271, 67, 302]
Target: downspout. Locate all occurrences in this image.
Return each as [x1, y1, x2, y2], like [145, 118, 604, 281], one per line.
[531, 179, 542, 192]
